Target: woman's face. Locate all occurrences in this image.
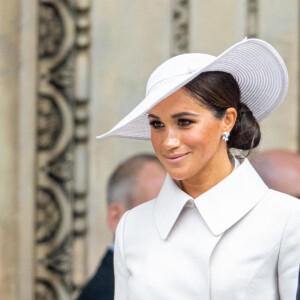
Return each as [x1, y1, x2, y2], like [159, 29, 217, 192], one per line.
[148, 88, 231, 182]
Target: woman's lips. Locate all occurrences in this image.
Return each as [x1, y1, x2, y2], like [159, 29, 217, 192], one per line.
[164, 152, 189, 164]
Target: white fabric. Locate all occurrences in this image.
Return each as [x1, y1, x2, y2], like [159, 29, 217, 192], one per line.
[97, 38, 289, 140]
[114, 159, 300, 300]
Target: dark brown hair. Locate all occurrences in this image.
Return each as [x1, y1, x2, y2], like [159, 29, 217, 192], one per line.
[183, 71, 261, 153]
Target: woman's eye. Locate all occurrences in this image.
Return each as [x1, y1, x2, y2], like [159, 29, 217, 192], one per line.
[149, 120, 164, 129]
[178, 119, 193, 127]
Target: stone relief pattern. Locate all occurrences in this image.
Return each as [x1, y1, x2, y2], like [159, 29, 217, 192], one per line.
[39, 2, 64, 59]
[247, 0, 258, 38]
[72, 1, 91, 295]
[171, 0, 190, 56]
[36, 0, 90, 299]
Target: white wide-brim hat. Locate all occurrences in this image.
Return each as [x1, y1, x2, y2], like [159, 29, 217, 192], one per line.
[97, 38, 288, 140]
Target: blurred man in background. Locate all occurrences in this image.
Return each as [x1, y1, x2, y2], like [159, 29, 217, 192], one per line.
[251, 149, 300, 198]
[78, 154, 166, 300]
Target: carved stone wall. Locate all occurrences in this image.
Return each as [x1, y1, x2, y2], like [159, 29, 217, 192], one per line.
[35, 0, 90, 299]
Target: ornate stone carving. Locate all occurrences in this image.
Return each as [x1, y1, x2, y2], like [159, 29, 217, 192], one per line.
[36, 0, 90, 298]
[39, 235, 75, 293]
[36, 187, 62, 243]
[36, 279, 59, 300]
[50, 52, 75, 102]
[39, 3, 64, 58]
[38, 94, 63, 151]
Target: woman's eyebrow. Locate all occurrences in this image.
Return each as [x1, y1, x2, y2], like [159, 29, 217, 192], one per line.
[148, 112, 199, 119]
[148, 114, 160, 119]
[171, 112, 199, 119]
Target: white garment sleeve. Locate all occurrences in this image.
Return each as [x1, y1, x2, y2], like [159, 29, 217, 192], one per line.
[278, 204, 300, 300]
[114, 210, 130, 300]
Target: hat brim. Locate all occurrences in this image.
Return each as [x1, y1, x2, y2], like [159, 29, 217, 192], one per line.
[97, 38, 288, 140]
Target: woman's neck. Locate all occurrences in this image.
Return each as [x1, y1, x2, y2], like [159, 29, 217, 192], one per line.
[180, 156, 234, 199]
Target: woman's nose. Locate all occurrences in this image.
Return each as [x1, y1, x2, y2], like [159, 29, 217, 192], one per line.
[163, 129, 180, 149]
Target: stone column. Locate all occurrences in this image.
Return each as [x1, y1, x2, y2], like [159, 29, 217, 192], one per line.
[18, 0, 38, 298]
[0, 1, 21, 299]
[34, 0, 91, 299]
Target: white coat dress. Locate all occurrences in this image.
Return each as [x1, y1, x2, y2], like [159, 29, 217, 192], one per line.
[114, 159, 300, 299]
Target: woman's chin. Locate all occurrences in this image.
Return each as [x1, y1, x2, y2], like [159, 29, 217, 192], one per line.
[167, 169, 191, 181]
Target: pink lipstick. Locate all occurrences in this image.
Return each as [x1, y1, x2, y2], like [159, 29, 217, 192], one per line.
[165, 152, 189, 164]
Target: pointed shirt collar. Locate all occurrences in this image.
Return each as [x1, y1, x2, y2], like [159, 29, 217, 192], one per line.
[154, 159, 268, 240]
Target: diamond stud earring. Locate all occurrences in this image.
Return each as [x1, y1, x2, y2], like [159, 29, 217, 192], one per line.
[222, 131, 230, 142]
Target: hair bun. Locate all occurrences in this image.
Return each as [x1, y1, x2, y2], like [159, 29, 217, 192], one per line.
[238, 102, 249, 114]
[228, 103, 261, 151]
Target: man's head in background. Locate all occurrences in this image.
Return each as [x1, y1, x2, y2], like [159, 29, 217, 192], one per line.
[251, 149, 300, 198]
[106, 154, 166, 233]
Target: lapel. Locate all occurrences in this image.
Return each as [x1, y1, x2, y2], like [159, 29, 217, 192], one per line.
[154, 159, 268, 240]
[194, 159, 268, 236]
[154, 174, 192, 240]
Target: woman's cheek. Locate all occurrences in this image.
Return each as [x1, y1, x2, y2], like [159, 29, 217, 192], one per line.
[150, 132, 160, 150]
[184, 130, 203, 146]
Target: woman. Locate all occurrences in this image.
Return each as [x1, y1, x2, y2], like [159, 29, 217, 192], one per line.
[97, 39, 300, 299]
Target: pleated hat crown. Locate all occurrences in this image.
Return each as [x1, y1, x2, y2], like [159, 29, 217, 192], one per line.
[145, 53, 216, 96]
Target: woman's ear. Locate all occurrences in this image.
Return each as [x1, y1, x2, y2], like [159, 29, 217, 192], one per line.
[223, 107, 237, 132]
